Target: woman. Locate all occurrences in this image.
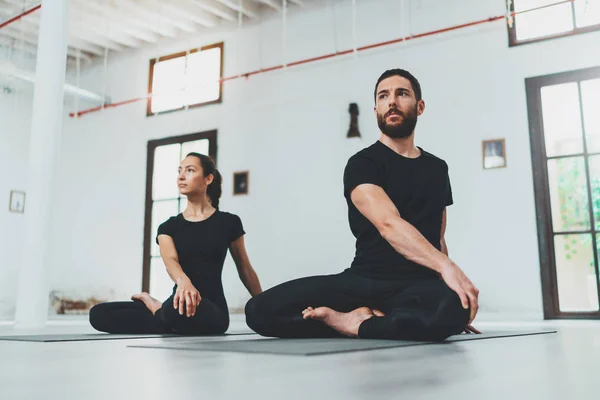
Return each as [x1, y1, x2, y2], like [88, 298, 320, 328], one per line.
[89, 152, 262, 335]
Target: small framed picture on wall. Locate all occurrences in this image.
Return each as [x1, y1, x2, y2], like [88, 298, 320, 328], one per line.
[233, 171, 249, 195]
[9, 190, 26, 213]
[482, 139, 506, 169]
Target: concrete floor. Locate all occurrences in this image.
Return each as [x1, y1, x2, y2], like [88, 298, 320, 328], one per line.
[0, 316, 598, 400]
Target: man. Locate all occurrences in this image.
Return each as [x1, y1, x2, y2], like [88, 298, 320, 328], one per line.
[245, 69, 480, 341]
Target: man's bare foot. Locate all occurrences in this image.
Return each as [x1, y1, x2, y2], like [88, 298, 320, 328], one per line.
[131, 292, 162, 315]
[302, 306, 376, 338]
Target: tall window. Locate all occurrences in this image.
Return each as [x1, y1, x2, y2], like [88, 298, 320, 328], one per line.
[509, 0, 600, 46]
[142, 131, 217, 299]
[147, 42, 223, 116]
[526, 66, 600, 319]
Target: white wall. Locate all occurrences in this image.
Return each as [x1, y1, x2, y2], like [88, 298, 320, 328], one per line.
[0, 88, 32, 320]
[40, 0, 600, 319]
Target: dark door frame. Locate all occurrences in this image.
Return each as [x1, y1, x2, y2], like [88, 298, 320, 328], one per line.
[526, 65, 600, 319]
[141, 130, 218, 292]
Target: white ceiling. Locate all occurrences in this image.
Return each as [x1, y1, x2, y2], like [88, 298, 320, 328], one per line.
[0, 0, 312, 64]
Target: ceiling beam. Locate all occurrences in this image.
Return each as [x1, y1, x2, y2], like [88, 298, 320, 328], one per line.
[64, 36, 106, 57]
[0, 12, 107, 57]
[70, 14, 142, 48]
[191, 0, 238, 22]
[84, 0, 178, 38]
[73, 0, 160, 43]
[216, 0, 260, 19]
[118, 0, 197, 33]
[66, 27, 125, 52]
[253, 0, 282, 12]
[0, 12, 104, 56]
[22, 12, 126, 52]
[0, 26, 92, 62]
[159, 0, 220, 28]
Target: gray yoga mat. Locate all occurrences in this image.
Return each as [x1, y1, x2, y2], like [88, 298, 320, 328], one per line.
[0, 331, 254, 342]
[129, 330, 557, 356]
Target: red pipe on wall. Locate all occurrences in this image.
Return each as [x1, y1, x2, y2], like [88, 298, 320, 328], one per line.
[69, 0, 576, 118]
[0, 4, 41, 30]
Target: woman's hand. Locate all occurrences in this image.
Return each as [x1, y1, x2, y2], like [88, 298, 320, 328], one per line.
[174, 279, 201, 317]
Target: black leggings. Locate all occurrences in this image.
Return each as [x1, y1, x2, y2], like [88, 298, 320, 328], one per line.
[245, 270, 469, 341]
[89, 294, 229, 335]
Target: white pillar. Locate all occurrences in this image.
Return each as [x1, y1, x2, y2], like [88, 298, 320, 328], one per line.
[14, 0, 70, 329]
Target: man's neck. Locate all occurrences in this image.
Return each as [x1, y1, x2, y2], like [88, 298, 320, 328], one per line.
[379, 133, 420, 158]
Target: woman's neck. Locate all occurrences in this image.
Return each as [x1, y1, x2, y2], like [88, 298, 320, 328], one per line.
[183, 195, 215, 218]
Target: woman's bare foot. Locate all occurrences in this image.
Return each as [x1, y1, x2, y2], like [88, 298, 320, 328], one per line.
[302, 306, 376, 338]
[131, 292, 162, 315]
[372, 309, 385, 317]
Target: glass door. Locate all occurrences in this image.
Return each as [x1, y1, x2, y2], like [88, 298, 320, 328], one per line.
[527, 66, 600, 318]
[142, 131, 217, 298]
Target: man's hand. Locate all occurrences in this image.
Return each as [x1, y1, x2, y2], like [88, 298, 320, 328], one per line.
[174, 279, 202, 317]
[440, 262, 479, 325]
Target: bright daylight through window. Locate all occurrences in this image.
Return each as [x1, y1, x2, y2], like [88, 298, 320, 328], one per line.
[149, 44, 222, 114]
[511, 0, 600, 43]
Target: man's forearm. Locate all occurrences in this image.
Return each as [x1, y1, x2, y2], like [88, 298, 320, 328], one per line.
[440, 238, 448, 256]
[380, 216, 450, 273]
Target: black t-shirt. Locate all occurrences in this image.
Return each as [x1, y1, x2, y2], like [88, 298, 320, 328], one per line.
[156, 210, 245, 309]
[343, 141, 453, 279]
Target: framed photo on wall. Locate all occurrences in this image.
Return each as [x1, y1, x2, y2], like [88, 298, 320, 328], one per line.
[9, 190, 26, 213]
[233, 171, 249, 195]
[482, 139, 506, 169]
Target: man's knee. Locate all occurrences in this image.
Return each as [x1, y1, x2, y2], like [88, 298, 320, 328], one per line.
[441, 286, 470, 322]
[431, 286, 470, 338]
[391, 286, 469, 341]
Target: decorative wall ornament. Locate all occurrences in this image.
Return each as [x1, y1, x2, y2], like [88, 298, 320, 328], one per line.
[347, 103, 361, 138]
[233, 171, 249, 195]
[9, 190, 25, 213]
[482, 139, 507, 169]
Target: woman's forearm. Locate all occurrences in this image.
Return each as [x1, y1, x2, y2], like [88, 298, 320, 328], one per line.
[163, 258, 191, 285]
[240, 267, 262, 296]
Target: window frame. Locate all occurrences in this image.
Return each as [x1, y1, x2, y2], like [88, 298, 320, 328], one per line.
[508, 0, 600, 47]
[147, 42, 224, 116]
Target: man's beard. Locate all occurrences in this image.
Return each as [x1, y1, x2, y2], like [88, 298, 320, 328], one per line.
[377, 105, 418, 139]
